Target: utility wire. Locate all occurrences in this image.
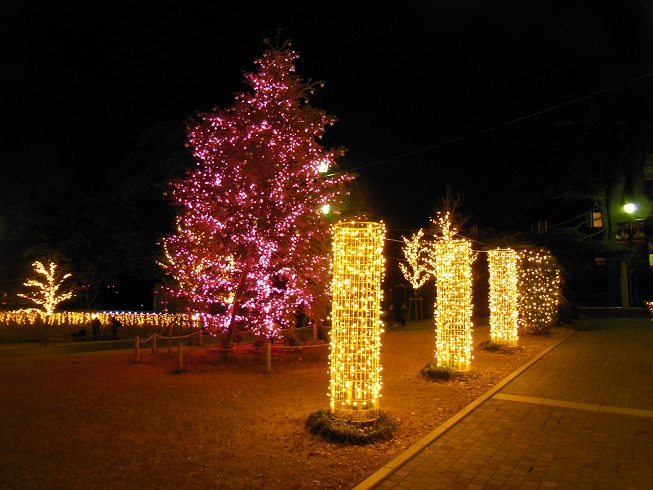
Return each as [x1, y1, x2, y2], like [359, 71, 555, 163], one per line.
[331, 70, 653, 177]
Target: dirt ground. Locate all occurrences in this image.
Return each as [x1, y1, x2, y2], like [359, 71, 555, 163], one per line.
[0, 319, 572, 489]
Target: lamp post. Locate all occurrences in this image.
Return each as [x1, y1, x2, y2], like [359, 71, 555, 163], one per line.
[624, 203, 636, 239]
[622, 203, 636, 307]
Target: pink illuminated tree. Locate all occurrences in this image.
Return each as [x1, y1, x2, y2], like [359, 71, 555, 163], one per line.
[160, 39, 354, 352]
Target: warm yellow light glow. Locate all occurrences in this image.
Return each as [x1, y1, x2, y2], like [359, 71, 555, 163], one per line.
[0, 310, 197, 329]
[320, 203, 331, 215]
[646, 301, 653, 316]
[329, 221, 385, 422]
[517, 248, 560, 334]
[488, 248, 518, 346]
[430, 212, 474, 372]
[624, 203, 636, 214]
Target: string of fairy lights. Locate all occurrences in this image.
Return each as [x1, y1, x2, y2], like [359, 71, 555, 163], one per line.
[3, 220, 561, 424]
[396, 212, 561, 371]
[157, 43, 354, 339]
[0, 310, 194, 329]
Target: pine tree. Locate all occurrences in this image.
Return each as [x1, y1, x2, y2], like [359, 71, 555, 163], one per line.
[160, 39, 354, 352]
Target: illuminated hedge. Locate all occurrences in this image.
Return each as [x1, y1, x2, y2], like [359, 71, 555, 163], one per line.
[517, 248, 561, 334]
[329, 221, 385, 423]
[488, 248, 519, 346]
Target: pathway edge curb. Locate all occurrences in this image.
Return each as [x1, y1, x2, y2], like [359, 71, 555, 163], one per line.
[352, 329, 575, 490]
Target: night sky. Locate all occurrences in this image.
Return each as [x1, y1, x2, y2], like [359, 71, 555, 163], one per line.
[2, 2, 653, 299]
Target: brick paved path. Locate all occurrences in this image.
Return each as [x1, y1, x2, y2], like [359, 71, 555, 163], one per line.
[354, 318, 653, 489]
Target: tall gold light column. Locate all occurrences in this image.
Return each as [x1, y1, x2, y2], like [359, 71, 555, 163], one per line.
[433, 237, 474, 372]
[329, 221, 385, 423]
[488, 248, 519, 346]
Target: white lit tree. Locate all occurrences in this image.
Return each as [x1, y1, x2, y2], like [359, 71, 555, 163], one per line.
[18, 260, 74, 315]
[399, 228, 433, 297]
[160, 39, 354, 354]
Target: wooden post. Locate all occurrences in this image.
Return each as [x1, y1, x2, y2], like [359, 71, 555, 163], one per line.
[168, 323, 173, 355]
[408, 297, 424, 321]
[416, 297, 424, 320]
[265, 340, 272, 374]
[620, 260, 630, 308]
[177, 341, 184, 372]
[134, 336, 140, 363]
[198, 329, 203, 346]
[152, 333, 157, 354]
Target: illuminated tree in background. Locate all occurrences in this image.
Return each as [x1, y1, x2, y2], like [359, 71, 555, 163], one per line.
[399, 228, 433, 297]
[18, 260, 73, 316]
[160, 40, 354, 351]
[517, 247, 561, 335]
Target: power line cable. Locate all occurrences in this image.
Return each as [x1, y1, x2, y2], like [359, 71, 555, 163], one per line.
[331, 70, 653, 177]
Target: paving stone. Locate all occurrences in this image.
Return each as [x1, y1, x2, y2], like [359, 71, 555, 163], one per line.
[353, 319, 653, 489]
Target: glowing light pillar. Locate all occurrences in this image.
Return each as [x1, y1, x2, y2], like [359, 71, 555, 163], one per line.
[434, 237, 474, 372]
[330, 221, 385, 422]
[488, 248, 519, 346]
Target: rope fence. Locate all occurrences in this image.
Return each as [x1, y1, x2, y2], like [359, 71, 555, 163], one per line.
[133, 329, 204, 363]
[133, 326, 329, 371]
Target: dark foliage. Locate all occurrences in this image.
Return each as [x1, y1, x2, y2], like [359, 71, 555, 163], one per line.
[306, 409, 397, 445]
[419, 362, 455, 381]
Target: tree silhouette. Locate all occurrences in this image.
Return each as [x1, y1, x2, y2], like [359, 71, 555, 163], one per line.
[160, 39, 354, 353]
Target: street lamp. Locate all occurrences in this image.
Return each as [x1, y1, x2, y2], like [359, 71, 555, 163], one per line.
[624, 203, 636, 239]
[622, 202, 637, 308]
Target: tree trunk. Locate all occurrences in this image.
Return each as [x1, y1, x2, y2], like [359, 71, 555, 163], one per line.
[221, 246, 256, 361]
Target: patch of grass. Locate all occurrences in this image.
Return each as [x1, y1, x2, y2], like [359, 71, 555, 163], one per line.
[478, 340, 520, 354]
[420, 362, 455, 381]
[306, 409, 397, 445]
[572, 319, 599, 331]
[479, 340, 502, 352]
